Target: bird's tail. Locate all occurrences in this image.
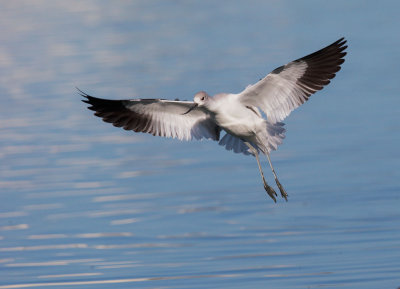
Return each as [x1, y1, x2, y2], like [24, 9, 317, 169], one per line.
[257, 121, 286, 154]
[218, 121, 285, 156]
[218, 133, 254, 155]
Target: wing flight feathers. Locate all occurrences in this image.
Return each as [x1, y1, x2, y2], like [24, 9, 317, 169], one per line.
[80, 90, 220, 141]
[239, 38, 347, 123]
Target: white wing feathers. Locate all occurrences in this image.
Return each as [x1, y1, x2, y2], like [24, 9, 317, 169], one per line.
[239, 38, 347, 123]
[81, 92, 220, 141]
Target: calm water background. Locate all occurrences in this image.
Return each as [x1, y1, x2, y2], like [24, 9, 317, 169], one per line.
[1, 1, 399, 288]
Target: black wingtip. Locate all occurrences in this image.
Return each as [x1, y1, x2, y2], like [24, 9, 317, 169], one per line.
[76, 87, 90, 98]
[337, 36, 345, 43]
[77, 88, 98, 107]
[327, 37, 347, 50]
[78, 88, 98, 111]
[335, 37, 346, 46]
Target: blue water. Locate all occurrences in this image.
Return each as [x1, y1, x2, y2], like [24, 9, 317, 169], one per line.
[1, 1, 399, 288]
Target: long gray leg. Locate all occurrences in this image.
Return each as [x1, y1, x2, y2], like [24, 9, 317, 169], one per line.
[244, 141, 277, 202]
[265, 150, 288, 201]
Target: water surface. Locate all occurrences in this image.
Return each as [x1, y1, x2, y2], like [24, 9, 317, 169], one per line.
[1, 1, 399, 288]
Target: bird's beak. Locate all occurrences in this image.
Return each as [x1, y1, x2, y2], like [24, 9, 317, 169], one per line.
[182, 103, 198, 115]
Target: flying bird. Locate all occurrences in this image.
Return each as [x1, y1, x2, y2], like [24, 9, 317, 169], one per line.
[81, 38, 347, 202]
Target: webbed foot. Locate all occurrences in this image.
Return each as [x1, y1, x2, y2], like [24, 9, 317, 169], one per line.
[264, 183, 277, 203]
[275, 179, 288, 201]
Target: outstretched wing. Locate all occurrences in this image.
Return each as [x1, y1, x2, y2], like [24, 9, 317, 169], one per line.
[81, 90, 220, 141]
[238, 38, 347, 123]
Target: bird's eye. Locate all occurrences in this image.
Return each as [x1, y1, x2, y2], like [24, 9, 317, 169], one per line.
[201, 96, 205, 101]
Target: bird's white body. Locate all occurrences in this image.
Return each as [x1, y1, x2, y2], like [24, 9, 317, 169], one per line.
[196, 92, 285, 154]
[209, 94, 262, 138]
[82, 38, 347, 202]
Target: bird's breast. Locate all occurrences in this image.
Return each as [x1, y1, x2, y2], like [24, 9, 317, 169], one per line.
[211, 101, 265, 138]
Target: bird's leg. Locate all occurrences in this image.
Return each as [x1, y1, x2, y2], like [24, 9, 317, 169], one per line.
[244, 141, 277, 202]
[265, 150, 288, 201]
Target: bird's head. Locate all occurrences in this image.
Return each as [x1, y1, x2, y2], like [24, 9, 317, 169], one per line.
[193, 91, 210, 106]
[182, 91, 210, 115]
